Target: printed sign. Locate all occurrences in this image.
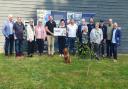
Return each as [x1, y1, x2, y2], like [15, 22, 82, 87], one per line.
[54, 28, 66, 36]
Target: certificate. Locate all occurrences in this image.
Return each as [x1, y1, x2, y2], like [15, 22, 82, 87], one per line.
[54, 28, 66, 36]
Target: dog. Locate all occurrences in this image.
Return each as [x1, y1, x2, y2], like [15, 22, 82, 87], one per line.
[63, 48, 71, 64]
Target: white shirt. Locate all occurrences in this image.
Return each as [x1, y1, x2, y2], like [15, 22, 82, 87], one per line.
[112, 29, 117, 43]
[67, 24, 78, 37]
[90, 28, 103, 44]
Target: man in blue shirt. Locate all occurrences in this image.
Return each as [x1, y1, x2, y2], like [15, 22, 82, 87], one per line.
[2, 14, 14, 56]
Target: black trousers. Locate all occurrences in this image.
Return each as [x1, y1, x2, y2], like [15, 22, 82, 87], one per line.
[100, 42, 105, 56]
[36, 39, 44, 54]
[27, 41, 35, 55]
[4, 34, 14, 55]
[106, 40, 112, 57]
[58, 36, 66, 54]
[92, 43, 100, 58]
[111, 43, 117, 59]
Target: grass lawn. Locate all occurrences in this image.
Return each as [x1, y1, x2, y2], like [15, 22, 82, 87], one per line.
[0, 54, 128, 89]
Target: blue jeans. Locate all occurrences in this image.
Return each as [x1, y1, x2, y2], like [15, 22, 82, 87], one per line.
[15, 39, 23, 55]
[4, 35, 14, 55]
[68, 37, 76, 54]
[111, 43, 117, 59]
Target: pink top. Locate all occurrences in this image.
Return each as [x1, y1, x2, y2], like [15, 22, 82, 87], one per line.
[35, 25, 47, 40]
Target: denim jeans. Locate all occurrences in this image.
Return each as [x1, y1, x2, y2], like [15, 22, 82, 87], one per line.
[15, 39, 23, 55]
[111, 43, 117, 59]
[68, 37, 76, 54]
[4, 35, 14, 55]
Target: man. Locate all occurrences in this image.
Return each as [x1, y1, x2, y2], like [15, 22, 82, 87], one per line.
[13, 17, 25, 57]
[2, 14, 14, 56]
[99, 20, 107, 57]
[77, 18, 88, 44]
[45, 15, 56, 56]
[67, 19, 78, 54]
[87, 17, 95, 48]
[106, 19, 113, 58]
[90, 22, 103, 60]
[111, 22, 121, 62]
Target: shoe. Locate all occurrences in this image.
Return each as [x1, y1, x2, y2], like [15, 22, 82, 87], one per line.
[27, 54, 33, 57]
[96, 57, 100, 60]
[62, 54, 64, 57]
[113, 59, 117, 63]
[59, 54, 62, 57]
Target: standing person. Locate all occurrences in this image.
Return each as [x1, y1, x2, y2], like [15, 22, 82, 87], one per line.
[26, 19, 35, 57]
[13, 17, 25, 57]
[58, 19, 66, 57]
[87, 17, 95, 48]
[45, 15, 56, 56]
[2, 14, 14, 56]
[77, 18, 88, 44]
[111, 22, 121, 62]
[67, 19, 78, 54]
[99, 20, 107, 57]
[35, 20, 47, 55]
[106, 19, 113, 58]
[65, 19, 71, 47]
[90, 22, 103, 60]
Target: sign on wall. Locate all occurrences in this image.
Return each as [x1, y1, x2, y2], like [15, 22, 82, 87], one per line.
[37, 9, 96, 26]
[37, 10, 51, 26]
[51, 11, 67, 27]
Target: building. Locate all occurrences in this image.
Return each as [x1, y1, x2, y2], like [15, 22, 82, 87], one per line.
[0, 0, 128, 53]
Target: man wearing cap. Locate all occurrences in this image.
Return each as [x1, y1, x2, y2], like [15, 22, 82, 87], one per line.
[2, 14, 14, 56]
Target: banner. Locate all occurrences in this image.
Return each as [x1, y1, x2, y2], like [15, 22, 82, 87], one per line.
[67, 12, 75, 20]
[54, 28, 66, 36]
[51, 11, 67, 27]
[74, 12, 82, 25]
[37, 10, 51, 26]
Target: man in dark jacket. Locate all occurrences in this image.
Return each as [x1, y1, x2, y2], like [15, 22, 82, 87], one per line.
[77, 18, 88, 44]
[99, 20, 107, 57]
[111, 22, 121, 62]
[13, 17, 25, 57]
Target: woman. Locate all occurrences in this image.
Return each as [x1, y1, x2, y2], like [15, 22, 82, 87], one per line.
[26, 19, 35, 57]
[67, 19, 78, 54]
[35, 20, 47, 55]
[90, 22, 103, 60]
[58, 19, 66, 57]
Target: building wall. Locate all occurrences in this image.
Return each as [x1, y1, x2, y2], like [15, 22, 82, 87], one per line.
[0, 0, 128, 53]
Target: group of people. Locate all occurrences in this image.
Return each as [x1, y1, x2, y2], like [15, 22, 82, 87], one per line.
[2, 14, 121, 62]
[77, 18, 121, 61]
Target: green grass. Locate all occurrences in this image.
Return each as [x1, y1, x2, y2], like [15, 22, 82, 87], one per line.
[0, 54, 128, 89]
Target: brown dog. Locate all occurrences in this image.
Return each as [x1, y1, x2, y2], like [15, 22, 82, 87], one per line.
[63, 48, 71, 64]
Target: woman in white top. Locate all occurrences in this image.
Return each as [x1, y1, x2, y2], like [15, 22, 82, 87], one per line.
[90, 22, 103, 60]
[67, 19, 78, 54]
[26, 19, 35, 57]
